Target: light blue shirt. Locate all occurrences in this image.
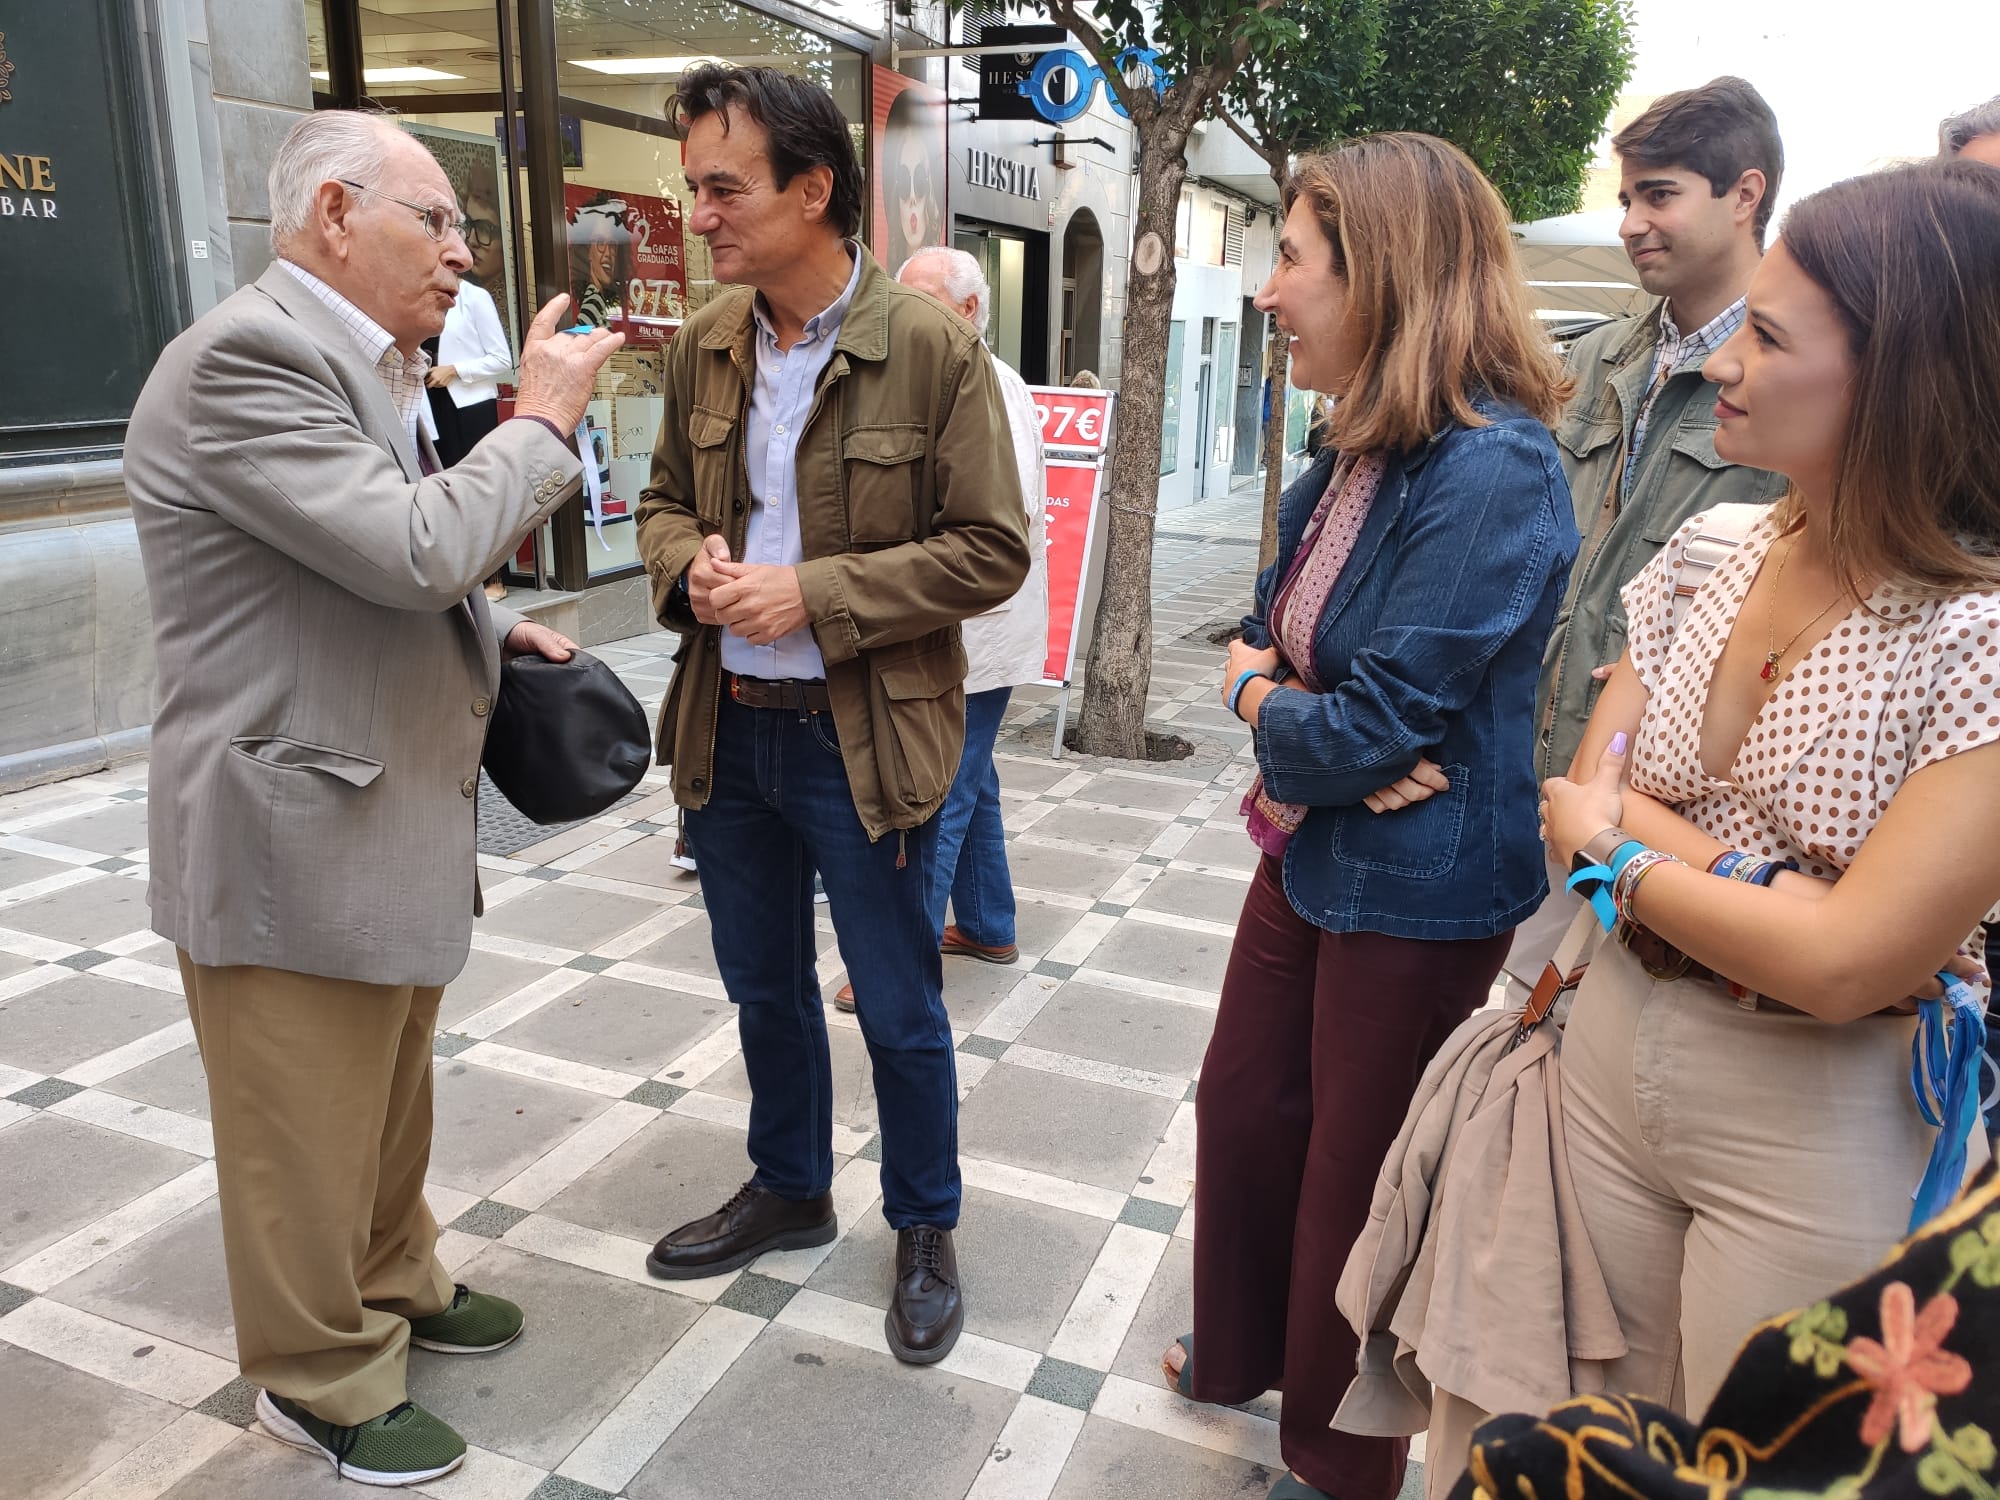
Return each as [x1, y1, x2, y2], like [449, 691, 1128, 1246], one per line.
[719, 245, 864, 680]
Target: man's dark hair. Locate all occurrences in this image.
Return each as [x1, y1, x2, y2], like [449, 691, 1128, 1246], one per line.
[1613, 76, 1784, 244]
[672, 64, 863, 238]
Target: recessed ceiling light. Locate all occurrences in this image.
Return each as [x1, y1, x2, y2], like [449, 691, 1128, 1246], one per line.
[567, 56, 724, 75]
[309, 65, 466, 84]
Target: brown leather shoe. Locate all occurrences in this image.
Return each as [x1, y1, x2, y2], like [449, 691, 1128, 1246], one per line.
[885, 1226, 964, 1364]
[942, 925, 1018, 964]
[646, 1181, 835, 1280]
[832, 983, 856, 1014]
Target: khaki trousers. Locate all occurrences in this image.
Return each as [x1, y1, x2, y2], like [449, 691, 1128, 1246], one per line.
[178, 952, 455, 1425]
[1559, 942, 1939, 1415]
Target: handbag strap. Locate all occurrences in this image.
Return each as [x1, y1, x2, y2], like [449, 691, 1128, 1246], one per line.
[1668, 503, 1765, 635]
[1506, 904, 1604, 1053]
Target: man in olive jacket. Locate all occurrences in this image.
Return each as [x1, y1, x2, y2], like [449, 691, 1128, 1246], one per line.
[634, 65, 1028, 1365]
[1536, 77, 1790, 786]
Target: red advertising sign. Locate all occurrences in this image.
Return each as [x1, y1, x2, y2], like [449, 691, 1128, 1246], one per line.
[1040, 457, 1106, 685]
[562, 183, 687, 344]
[1033, 389, 1115, 455]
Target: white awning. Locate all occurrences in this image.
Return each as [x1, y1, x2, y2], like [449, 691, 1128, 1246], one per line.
[1512, 209, 1649, 321]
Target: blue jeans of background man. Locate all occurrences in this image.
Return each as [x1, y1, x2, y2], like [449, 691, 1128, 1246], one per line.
[929, 687, 1016, 949]
[685, 693, 960, 1229]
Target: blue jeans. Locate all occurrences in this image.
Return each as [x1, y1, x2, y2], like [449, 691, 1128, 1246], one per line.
[685, 694, 959, 1229]
[929, 687, 1016, 948]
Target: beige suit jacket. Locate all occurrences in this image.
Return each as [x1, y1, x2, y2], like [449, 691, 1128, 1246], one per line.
[125, 263, 581, 985]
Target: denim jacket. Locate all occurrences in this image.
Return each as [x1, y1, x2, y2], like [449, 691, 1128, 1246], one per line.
[1243, 399, 1579, 940]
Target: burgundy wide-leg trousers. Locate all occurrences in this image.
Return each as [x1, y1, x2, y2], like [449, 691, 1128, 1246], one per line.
[1192, 856, 1510, 1496]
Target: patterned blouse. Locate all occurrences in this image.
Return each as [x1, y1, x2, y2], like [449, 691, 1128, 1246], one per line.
[1622, 509, 2000, 932]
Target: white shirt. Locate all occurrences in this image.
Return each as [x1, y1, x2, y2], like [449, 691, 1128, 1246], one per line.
[280, 259, 429, 456]
[721, 245, 864, 681]
[432, 282, 514, 410]
[961, 355, 1050, 694]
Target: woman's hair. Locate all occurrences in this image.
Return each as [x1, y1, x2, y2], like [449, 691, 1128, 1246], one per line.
[1773, 160, 2000, 596]
[1283, 133, 1569, 455]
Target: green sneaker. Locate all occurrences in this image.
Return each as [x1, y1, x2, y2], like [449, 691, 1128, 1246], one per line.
[407, 1282, 525, 1353]
[256, 1391, 466, 1487]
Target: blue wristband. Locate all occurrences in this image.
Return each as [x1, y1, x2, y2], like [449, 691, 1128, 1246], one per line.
[1711, 851, 1747, 880]
[1226, 669, 1267, 719]
[1565, 863, 1619, 933]
[1606, 840, 1648, 881]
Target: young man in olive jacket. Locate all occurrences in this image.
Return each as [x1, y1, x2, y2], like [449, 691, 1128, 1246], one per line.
[634, 64, 1028, 1365]
[1508, 79, 1791, 998]
[1535, 76, 1791, 785]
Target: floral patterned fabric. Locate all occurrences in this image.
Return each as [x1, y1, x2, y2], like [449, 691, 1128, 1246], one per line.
[1450, 1160, 2000, 1500]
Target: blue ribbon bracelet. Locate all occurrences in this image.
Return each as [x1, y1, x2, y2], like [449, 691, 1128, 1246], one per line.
[1909, 971, 1987, 1231]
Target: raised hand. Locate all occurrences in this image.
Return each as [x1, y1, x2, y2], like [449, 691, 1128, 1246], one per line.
[511, 294, 624, 432]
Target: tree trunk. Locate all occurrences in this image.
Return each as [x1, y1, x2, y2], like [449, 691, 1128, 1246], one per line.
[1069, 123, 1192, 759]
[1257, 315, 1288, 574]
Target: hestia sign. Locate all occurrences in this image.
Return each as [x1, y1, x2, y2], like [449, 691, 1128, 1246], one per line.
[965, 147, 1040, 201]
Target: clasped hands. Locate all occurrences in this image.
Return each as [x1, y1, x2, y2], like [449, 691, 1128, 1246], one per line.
[686, 533, 808, 646]
[1220, 638, 1452, 815]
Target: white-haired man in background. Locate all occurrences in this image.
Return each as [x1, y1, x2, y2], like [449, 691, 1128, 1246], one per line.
[836, 247, 1047, 1009]
[1941, 96, 2000, 167]
[124, 110, 620, 1486]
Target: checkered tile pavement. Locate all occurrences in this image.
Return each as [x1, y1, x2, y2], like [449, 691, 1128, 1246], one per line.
[0, 528, 1433, 1500]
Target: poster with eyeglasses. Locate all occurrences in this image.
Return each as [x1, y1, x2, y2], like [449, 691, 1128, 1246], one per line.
[871, 69, 948, 273]
[400, 122, 519, 358]
[563, 184, 689, 346]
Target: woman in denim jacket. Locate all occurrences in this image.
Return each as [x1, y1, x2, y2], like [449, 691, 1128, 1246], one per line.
[1160, 135, 1579, 1500]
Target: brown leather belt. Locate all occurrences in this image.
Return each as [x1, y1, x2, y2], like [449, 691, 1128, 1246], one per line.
[1616, 921, 1810, 1015]
[727, 674, 832, 713]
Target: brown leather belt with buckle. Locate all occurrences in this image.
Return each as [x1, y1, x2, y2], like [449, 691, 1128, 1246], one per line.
[1616, 920, 1804, 1014]
[727, 674, 832, 713]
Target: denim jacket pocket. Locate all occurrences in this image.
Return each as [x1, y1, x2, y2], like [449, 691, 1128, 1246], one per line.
[1331, 761, 1470, 878]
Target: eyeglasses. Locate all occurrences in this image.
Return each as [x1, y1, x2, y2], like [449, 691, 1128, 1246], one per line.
[338, 179, 469, 243]
[464, 216, 501, 248]
[894, 163, 932, 202]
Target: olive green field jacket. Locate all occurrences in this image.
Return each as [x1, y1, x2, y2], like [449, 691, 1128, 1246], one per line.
[1534, 302, 1789, 781]
[635, 251, 1030, 839]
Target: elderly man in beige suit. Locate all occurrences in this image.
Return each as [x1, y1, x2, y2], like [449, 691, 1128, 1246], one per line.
[123, 111, 621, 1487]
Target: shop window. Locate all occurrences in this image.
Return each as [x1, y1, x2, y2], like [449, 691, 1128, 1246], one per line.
[336, 0, 865, 587]
[1, 2, 179, 461]
[1161, 321, 1186, 473]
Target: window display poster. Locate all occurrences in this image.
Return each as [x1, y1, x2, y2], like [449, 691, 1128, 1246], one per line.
[402, 122, 519, 356]
[870, 69, 947, 273]
[563, 184, 688, 345]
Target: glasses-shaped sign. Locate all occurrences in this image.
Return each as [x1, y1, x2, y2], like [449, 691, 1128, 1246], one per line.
[1016, 47, 1168, 125]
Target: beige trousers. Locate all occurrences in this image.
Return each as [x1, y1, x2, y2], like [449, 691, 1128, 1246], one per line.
[178, 952, 455, 1425]
[1560, 941, 1938, 1414]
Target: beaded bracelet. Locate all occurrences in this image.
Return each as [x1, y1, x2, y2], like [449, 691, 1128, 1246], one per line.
[1611, 848, 1684, 926]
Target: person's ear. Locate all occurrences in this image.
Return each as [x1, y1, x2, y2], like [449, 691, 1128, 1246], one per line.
[796, 163, 835, 224]
[317, 179, 360, 261]
[1733, 168, 1768, 229]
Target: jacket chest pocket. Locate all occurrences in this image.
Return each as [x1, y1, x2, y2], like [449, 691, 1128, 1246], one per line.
[842, 424, 928, 545]
[1554, 409, 1620, 466]
[689, 406, 738, 525]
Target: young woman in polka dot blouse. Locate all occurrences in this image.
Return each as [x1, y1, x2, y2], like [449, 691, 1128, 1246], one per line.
[1539, 159, 2000, 1419]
